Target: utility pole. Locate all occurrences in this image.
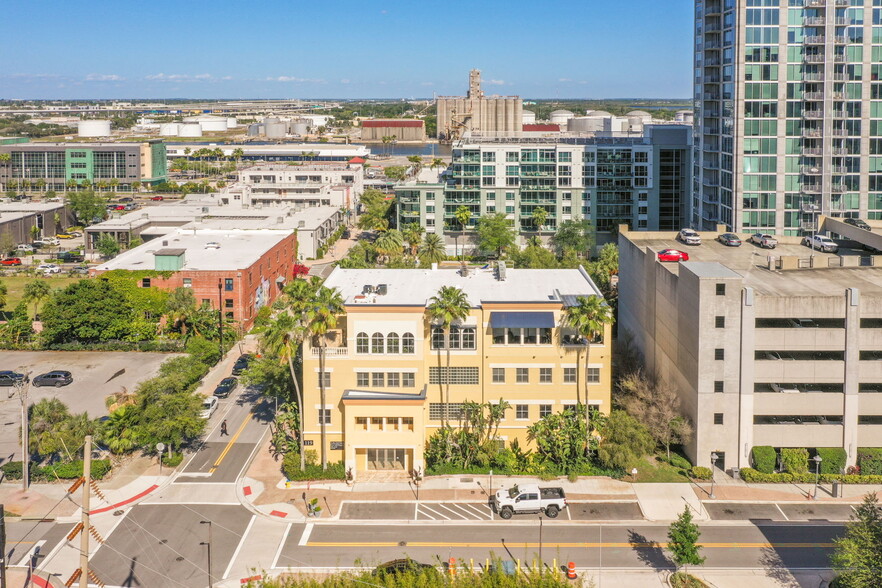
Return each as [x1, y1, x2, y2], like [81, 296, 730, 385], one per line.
[80, 435, 92, 588]
[1, 502, 7, 588]
[217, 279, 223, 359]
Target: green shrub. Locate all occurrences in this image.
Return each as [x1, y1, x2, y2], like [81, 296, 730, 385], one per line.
[163, 452, 184, 467]
[669, 453, 692, 470]
[0, 461, 23, 480]
[780, 448, 809, 474]
[282, 452, 346, 481]
[690, 466, 713, 480]
[816, 448, 846, 474]
[857, 447, 882, 476]
[751, 446, 777, 474]
[1, 460, 112, 481]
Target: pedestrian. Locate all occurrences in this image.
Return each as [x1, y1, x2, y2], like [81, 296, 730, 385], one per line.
[220, 419, 228, 436]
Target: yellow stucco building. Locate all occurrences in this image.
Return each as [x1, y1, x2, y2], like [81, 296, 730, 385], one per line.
[301, 265, 612, 478]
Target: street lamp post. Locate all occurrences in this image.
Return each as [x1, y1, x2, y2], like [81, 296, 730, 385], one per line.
[200, 520, 213, 588]
[709, 452, 718, 499]
[538, 515, 543, 570]
[12, 373, 32, 491]
[812, 455, 823, 500]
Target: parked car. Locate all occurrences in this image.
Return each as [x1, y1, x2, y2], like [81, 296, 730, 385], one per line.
[70, 266, 90, 275]
[717, 233, 742, 247]
[803, 234, 839, 252]
[677, 228, 701, 246]
[232, 354, 253, 376]
[844, 217, 871, 231]
[200, 396, 218, 419]
[0, 371, 27, 386]
[124, 203, 137, 211]
[151, 196, 164, 201]
[38, 263, 60, 271]
[55, 233, 75, 239]
[657, 249, 689, 262]
[67, 231, 82, 237]
[372, 559, 437, 578]
[213, 377, 238, 398]
[0, 258, 22, 266]
[748, 233, 778, 249]
[33, 370, 73, 387]
[112, 205, 125, 211]
[491, 484, 567, 519]
[118, 197, 134, 203]
[58, 251, 85, 263]
[37, 237, 60, 246]
[16, 244, 34, 252]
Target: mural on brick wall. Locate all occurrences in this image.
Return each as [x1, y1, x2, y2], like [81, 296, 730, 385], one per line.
[254, 277, 270, 312]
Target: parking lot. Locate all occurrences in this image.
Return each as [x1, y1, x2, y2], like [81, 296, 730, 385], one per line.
[0, 350, 177, 462]
[705, 501, 856, 521]
[339, 500, 646, 522]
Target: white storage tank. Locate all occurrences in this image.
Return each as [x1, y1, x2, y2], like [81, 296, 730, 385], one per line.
[197, 117, 228, 132]
[290, 119, 309, 136]
[179, 123, 203, 137]
[264, 116, 281, 125]
[549, 110, 574, 125]
[77, 119, 112, 137]
[522, 110, 536, 124]
[226, 117, 238, 128]
[159, 123, 181, 136]
[247, 123, 262, 137]
[567, 117, 601, 133]
[264, 121, 288, 138]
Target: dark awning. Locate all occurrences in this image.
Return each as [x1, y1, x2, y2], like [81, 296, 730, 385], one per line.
[490, 311, 555, 329]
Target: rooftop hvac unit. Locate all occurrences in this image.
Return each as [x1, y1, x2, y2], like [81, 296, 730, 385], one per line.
[497, 261, 507, 281]
[202, 207, 209, 213]
[362, 284, 373, 294]
[376, 284, 388, 295]
[162, 240, 169, 246]
[298, 220, 305, 228]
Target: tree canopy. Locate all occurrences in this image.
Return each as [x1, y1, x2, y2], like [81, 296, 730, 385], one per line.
[476, 213, 516, 258]
[40, 279, 135, 345]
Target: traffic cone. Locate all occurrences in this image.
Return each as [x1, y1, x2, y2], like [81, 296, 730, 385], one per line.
[567, 561, 577, 580]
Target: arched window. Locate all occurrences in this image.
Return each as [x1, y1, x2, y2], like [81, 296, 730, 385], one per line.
[356, 332, 368, 354]
[431, 326, 445, 350]
[402, 332, 415, 354]
[387, 332, 400, 354]
[371, 332, 385, 354]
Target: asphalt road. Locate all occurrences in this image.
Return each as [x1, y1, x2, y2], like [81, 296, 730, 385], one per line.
[0, 351, 174, 462]
[279, 521, 843, 572]
[4, 520, 74, 570]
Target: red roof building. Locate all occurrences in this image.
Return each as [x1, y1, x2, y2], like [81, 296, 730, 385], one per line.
[523, 124, 562, 132]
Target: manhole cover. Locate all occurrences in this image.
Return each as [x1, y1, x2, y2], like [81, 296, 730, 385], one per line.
[398, 541, 407, 547]
[113, 510, 124, 516]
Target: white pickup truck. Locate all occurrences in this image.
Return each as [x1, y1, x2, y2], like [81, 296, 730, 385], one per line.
[491, 484, 567, 519]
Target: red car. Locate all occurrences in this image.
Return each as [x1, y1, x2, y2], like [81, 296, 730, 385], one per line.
[0, 257, 22, 266]
[658, 249, 689, 262]
[113, 205, 125, 210]
[151, 196, 164, 201]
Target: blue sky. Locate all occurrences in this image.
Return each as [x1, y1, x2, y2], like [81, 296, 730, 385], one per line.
[1, 0, 693, 100]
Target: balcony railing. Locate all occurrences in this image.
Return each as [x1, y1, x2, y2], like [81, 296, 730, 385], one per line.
[804, 54, 826, 64]
[802, 128, 823, 138]
[803, 110, 824, 119]
[804, 92, 824, 101]
[802, 147, 824, 156]
[832, 184, 848, 193]
[801, 165, 822, 175]
[311, 347, 349, 357]
[803, 72, 824, 81]
[801, 183, 823, 193]
[803, 35, 826, 45]
[803, 16, 826, 26]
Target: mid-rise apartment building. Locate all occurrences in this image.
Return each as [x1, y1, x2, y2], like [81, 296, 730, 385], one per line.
[301, 265, 612, 477]
[233, 164, 363, 210]
[395, 126, 691, 252]
[0, 140, 167, 190]
[694, 0, 882, 233]
[618, 223, 882, 472]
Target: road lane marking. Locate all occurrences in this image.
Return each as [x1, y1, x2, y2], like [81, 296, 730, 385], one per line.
[299, 523, 314, 547]
[417, 505, 435, 520]
[272, 523, 292, 569]
[209, 416, 251, 474]
[775, 504, 790, 521]
[418, 505, 450, 520]
[462, 504, 492, 520]
[223, 514, 255, 580]
[15, 539, 45, 566]
[437, 504, 469, 519]
[307, 541, 836, 548]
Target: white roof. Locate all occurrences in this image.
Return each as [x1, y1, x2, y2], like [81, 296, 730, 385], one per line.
[95, 228, 292, 272]
[322, 266, 602, 307]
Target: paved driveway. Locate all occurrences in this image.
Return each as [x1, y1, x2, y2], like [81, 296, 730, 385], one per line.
[0, 350, 176, 462]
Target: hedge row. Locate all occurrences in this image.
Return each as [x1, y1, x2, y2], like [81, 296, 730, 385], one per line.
[0, 459, 111, 481]
[817, 448, 847, 474]
[739, 467, 882, 484]
[751, 446, 776, 474]
[858, 448, 882, 475]
[45, 340, 185, 352]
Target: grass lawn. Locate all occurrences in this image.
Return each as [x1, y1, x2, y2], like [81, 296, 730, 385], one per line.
[632, 454, 692, 483]
[1, 275, 84, 317]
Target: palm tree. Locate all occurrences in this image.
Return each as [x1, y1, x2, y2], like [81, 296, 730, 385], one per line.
[305, 285, 345, 470]
[532, 207, 548, 233]
[402, 223, 424, 257]
[429, 157, 445, 171]
[563, 295, 614, 454]
[454, 205, 472, 260]
[374, 229, 404, 263]
[165, 287, 200, 337]
[232, 148, 244, 165]
[419, 233, 446, 265]
[407, 155, 423, 176]
[23, 280, 51, 320]
[427, 286, 470, 427]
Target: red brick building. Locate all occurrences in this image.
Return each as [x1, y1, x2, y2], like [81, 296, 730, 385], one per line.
[93, 229, 298, 330]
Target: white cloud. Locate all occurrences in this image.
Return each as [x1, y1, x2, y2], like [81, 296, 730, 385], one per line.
[221, 76, 233, 81]
[486, 79, 505, 85]
[195, 73, 212, 79]
[85, 73, 123, 81]
[558, 78, 572, 83]
[340, 78, 351, 84]
[267, 76, 326, 83]
[420, 81, 434, 86]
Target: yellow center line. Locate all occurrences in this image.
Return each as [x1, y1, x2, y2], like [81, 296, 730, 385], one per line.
[208, 416, 251, 473]
[307, 542, 835, 549]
